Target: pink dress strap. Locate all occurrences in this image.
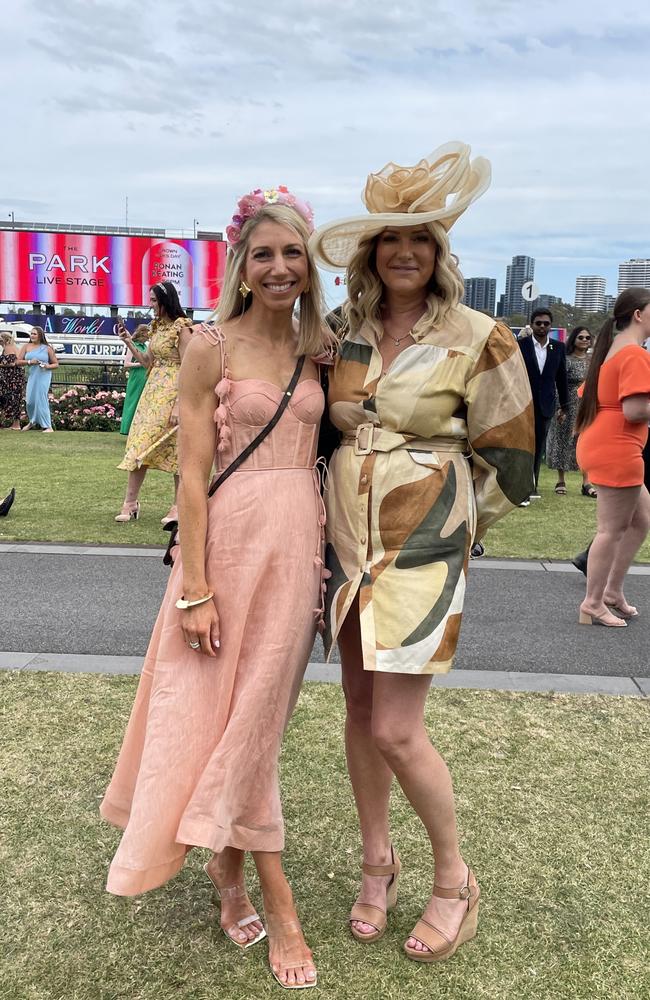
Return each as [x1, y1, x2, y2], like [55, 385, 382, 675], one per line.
[197, 321, 227, 372]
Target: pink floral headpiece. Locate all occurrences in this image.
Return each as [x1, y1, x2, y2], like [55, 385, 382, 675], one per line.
[226, 185, 315, 248]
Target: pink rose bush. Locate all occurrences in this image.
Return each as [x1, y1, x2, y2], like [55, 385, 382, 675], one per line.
[49, 386, 125, 431]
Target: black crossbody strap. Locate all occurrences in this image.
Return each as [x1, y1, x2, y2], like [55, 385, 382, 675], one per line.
[207, 354, 306, 496]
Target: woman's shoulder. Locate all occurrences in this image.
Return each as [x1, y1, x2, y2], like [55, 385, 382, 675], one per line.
[194, 320, 225, 347]
[609, 343, 650, 366]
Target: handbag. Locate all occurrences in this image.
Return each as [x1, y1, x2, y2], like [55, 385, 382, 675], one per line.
[163, 355, 306, 567]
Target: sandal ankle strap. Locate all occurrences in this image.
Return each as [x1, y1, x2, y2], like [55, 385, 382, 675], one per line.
[432, 867, 478, 902]
[362, 846, 399, 878]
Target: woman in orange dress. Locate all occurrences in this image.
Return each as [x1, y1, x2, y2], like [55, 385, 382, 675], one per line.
[575, 287, 650, 627]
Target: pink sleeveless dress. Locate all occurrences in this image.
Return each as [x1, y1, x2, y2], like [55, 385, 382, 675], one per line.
[100, 323, 326, 896]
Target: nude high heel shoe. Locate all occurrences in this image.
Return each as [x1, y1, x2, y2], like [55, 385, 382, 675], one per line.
[404, 865, 479, 963]
[349, 845, 401, 942]
[114, 501, 140, 522]
[578, 610, 627, 628]
[203, 863, 266, 950]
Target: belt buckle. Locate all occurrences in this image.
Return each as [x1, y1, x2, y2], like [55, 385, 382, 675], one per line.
[354, 423, 374, 456]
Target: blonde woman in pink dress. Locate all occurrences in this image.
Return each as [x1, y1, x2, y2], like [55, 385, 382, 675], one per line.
[101, 189, 332, 990]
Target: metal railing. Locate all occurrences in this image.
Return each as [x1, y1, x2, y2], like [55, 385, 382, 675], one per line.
[51, 364, 126, 393]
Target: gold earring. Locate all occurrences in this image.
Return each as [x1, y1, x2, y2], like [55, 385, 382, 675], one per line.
[239, 280, 251, 298]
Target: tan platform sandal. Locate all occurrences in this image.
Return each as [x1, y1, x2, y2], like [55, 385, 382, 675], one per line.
[404, 865, 479, 963]
[203, 863, 266, 950]
[267, 918, 317, 990]
[349, 846, 401, 943]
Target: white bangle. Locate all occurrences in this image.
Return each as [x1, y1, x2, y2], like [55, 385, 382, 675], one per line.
[175, 592, 214, 610]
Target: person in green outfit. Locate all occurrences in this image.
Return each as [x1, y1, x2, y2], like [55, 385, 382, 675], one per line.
[120, 324, 151, 435]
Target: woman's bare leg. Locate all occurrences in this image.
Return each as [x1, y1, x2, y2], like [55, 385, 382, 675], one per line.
[338, 595, 394, 935]
[604, 486, 650, 612]
[206, 847, 263, 944]
[371, 673, 468, 953]
[124, 467, 147, 504]
[253, 851, 316, 988]
[582, 484, 642, 623]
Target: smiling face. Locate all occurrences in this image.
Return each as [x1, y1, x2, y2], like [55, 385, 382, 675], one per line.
[29, 327, 42, 344]
[242, 220, 309, 311]
[374, 225, 437, 296]
[574, 329, 591, 352]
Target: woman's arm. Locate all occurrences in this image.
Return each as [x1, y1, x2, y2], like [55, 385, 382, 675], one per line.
[622, 394, 650, 423]
[45, 347, 59, 369]
[176, 335, 221, 657]
[123, 347, 142, 370]
[466, 322, 535, 537]
[16, 345, 32, 366]
[118, 330, 152, 367]
[169, 322, 194, 425]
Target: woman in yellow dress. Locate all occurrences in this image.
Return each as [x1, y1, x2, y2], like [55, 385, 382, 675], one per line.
[115, 282, 192, 523]
[310, 142, 534, 963]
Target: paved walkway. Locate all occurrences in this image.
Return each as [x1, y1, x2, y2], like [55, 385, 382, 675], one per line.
[3, 542, 649, 696]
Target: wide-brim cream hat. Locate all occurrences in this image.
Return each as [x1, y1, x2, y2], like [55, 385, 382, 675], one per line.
[310, 140, 491, 271]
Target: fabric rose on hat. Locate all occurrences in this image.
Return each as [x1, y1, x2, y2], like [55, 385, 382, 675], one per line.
[363, 149, 471, 216]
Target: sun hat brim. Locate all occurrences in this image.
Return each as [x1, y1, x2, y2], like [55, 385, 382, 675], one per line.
[309, 145, 491, 272]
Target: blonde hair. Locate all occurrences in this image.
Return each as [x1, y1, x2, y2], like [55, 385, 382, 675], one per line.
[344, 221, 464, 339]
[133, 323, 150, 341]
[1, 331, 14, 346]
[214, 204, 331, 357]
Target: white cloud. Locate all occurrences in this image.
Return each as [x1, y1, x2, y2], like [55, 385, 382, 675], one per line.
[3, 0, 649, 303]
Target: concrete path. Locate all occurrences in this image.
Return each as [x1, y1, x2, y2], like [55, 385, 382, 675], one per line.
[3, 542, 649, 695]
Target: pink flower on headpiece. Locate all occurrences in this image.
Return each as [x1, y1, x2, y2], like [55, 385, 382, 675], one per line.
[227, 185, 315, 247]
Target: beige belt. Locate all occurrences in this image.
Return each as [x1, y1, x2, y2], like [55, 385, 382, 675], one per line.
[341, 422, 468, 457]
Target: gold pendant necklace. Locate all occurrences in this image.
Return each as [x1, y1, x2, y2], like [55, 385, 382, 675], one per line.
[385, 331, 412, 346]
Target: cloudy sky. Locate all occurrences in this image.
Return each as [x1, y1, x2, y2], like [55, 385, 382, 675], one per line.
[3, 0, 649, 308]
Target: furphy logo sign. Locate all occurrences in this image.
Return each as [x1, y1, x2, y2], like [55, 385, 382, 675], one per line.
[0, 230, 226, 308]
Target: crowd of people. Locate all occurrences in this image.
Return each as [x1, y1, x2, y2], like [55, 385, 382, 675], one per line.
[95, 141, 650, 991]
[2, 140, 648, 991]
[0, 326, 59, 431]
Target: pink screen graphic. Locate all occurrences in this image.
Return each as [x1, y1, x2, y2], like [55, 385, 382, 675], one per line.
[0, 230, 227, 308]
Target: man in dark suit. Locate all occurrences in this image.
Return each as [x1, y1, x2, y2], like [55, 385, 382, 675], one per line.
[518, 308, 569, 499]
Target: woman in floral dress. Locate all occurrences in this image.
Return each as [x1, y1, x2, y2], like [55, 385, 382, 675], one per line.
[545, 326, 594, 496]
[115, 282, 192, 523]
[0, 332, 24, 429]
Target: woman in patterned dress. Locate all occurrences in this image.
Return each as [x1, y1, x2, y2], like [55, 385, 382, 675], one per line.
[545, 326, 594, 496]
[115, 282, 192, 523]
[0, 332, 24, 429]
[310, 142, 534, 963]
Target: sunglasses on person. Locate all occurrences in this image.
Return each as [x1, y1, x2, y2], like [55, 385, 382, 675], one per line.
[533, 320, 551, 327]
[576, 334, 591, 341]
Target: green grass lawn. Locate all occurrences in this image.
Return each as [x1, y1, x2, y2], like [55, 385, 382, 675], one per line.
[0, 429, 174, 546]
[1, 429, 649, 561]
[1, 671, 648, 1000]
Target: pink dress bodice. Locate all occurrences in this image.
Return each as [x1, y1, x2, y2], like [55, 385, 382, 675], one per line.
[199, 322, 324, 472]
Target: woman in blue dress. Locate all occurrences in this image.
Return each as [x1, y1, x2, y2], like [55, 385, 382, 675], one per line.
[18, 327, 59, 432]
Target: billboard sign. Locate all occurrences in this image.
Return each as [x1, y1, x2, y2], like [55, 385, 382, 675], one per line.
[1, 312, 145, 336]
[0, 230, 226, 308]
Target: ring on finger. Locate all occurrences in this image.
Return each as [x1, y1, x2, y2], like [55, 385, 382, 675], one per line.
[189, 640, 200, 649]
